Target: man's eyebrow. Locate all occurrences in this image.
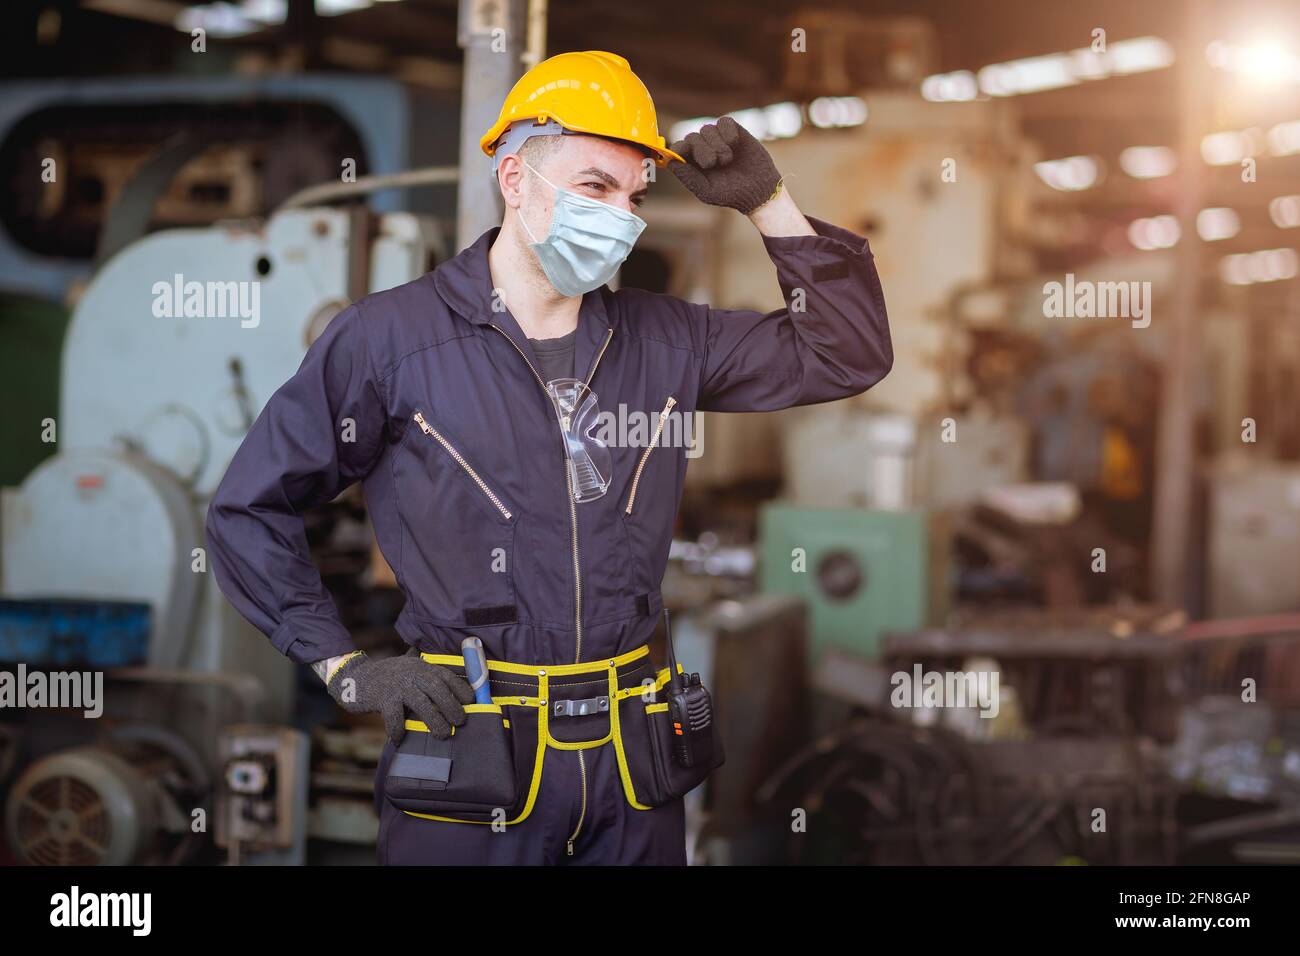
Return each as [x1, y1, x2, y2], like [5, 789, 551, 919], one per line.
[573, 167, 621, 189]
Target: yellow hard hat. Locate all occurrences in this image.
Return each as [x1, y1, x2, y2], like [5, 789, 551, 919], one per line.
[480, 51, 684, 167]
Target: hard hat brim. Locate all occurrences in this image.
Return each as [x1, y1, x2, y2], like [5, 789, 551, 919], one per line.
[481, 115, 684, 167]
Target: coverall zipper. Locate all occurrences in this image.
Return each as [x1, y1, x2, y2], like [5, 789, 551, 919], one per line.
[488, 323, 612, 858]
[567, 751, 588, 857]
[488, 324, 612, 659]
[412, 411, 513, 520]
[624, 396, 677, 515]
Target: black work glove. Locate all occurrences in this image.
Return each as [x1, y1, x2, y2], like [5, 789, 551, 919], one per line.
[327, 649, 475, 744]
[669, 115, 783, 215]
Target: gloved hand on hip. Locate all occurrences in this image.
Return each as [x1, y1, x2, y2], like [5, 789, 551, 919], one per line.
[669, 115, 783, 215]
[327, 649, 475, 743]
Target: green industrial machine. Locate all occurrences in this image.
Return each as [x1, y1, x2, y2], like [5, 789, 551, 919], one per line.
[758, 503, 949, 663]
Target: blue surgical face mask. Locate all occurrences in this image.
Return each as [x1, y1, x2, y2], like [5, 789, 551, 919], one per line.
[519, 161, 647, 298]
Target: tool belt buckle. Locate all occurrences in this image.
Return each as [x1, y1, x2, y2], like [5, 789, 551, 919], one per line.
[551, 695, 610, 718]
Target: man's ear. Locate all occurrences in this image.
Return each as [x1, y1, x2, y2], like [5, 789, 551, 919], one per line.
[497, 154, 526, 209]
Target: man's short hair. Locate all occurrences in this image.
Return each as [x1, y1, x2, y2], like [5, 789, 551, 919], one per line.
[516, 134, 566, 171]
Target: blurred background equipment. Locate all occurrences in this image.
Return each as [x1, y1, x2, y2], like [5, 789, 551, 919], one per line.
[215, 726, 310, 866]
[1, 122, 435, 863]
[1207, 460, 1300, 618]
[667, 594, 809, 864]
[0, 599, 151, 669]
[758, 610, 1300, 865]
[4, 725, 208, 866]
[759, 504, 949, 663]
[2, 205, 430, 712]
[0, 73, 455, 300]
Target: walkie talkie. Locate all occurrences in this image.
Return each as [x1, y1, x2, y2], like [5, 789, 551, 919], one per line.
[661, 609, 717, 769]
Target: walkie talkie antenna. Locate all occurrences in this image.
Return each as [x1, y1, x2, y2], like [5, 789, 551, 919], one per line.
[662, 608, 682, 695]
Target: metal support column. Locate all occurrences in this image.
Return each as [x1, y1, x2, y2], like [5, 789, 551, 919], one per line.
[1151, 0, 1211, 608]
[456, 0, 530, 250]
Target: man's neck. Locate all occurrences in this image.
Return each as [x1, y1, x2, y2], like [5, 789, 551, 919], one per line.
[488, 219, 581, 340]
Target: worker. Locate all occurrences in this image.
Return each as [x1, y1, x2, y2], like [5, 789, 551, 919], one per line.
[206, 50, 892, 865]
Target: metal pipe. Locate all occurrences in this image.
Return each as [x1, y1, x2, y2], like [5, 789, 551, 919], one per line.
[106, 667, 266, 722]
[1184, 807, 1300, 847]
[277, 165, 460, 211]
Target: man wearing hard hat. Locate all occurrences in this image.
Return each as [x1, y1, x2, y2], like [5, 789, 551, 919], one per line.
[207, 51, 892, 864]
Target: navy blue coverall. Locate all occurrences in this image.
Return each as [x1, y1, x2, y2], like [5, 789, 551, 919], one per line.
[206, 219, 891, 864]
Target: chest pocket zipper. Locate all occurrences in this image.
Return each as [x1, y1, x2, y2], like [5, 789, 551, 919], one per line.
[624, 396, 677, 516]
[413, 411, 513, 521]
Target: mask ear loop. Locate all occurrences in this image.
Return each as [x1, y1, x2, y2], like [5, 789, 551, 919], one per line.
[517, 160, 559, 246]
[523, 159, 558, 190]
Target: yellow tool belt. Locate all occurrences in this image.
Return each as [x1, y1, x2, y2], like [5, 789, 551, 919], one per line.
[394, 644, 680, 824]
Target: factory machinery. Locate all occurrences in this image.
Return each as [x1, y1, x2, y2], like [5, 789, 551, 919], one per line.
[0, 203, 431, 865]
[0, 71, 458, 865]
[743, 602, 1300, 865]
[742, 411, 1300, 864]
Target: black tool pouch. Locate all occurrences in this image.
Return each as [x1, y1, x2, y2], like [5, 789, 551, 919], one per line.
[646, 694, 725, 801]
[382, 705, 517, 820]
[617, 687, 725, 808]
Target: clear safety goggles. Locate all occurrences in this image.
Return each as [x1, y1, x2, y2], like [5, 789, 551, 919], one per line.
[545, 378, 611, 503]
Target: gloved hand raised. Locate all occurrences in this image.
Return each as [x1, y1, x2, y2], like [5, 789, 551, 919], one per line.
[669, 115, 783, 215]
[327, 649, 475, 744]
